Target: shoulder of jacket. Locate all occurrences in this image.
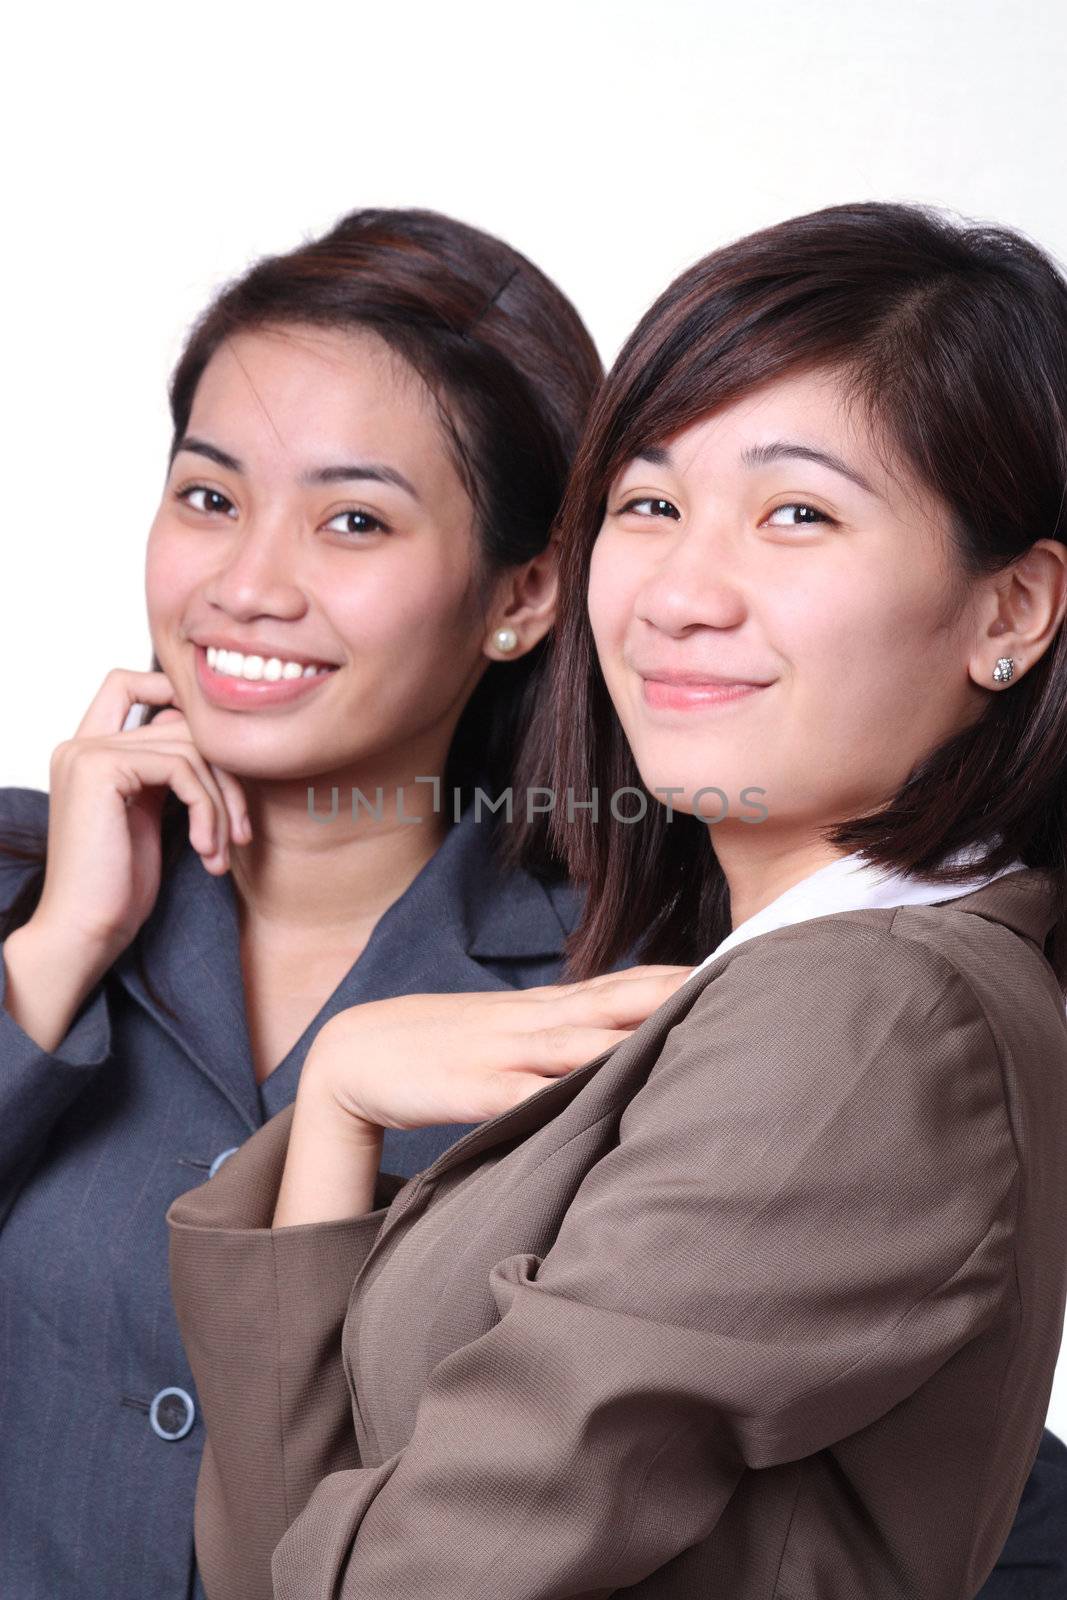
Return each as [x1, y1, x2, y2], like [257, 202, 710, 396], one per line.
[686, 902, 1067, 1088]
[0, 785, 49, 840]
[0, 787, 49, 915]
[694, 907, 989, 1022]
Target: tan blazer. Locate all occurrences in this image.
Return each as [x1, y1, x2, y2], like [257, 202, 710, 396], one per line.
[167, 867, 1067, 1600]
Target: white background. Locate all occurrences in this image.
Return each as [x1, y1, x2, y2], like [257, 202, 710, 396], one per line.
[4, 0, 1067, 1433]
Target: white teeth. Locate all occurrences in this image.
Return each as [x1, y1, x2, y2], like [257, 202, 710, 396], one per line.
[204, 646, 332, 681]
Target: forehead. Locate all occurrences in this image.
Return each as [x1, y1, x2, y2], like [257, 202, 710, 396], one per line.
[186, 322, 449, 468]
[643, 368, 870, 475]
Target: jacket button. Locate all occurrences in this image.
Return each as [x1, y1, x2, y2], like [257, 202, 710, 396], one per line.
[149, 1386, 196, 1441]
[208, 1147, 239, 1178]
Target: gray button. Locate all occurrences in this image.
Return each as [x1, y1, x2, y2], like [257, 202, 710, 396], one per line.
[149, 1386, 195, 1441]
[208, 1146, 239, 1178]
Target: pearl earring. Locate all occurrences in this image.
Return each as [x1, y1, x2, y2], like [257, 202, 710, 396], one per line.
[992, 656, 1015, 684]
[492, 626, 518, 654]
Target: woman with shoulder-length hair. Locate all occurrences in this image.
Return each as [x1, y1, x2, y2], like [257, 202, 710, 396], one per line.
[0, 205, 648, 1600]
[168, 200, 1067, 1599]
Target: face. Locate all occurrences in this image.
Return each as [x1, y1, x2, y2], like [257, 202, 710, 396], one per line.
[588, 367, 988, 840]
[146, 323, 493, 784]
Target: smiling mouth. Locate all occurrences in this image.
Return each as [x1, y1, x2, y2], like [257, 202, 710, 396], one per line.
[204, 645, 337, 683]
[640, 677, 771, 710]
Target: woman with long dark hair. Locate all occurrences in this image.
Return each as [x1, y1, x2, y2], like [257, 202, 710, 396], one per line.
[169, 201, 1067, 1598]
[0, 207, 654, 1599]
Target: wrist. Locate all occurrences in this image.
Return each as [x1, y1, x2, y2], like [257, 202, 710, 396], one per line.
[12, 915, 116, 991]
[297, 1046, 383, 1148]
[2, 922, 110, 1051]
[274, 1068, 385, 1228]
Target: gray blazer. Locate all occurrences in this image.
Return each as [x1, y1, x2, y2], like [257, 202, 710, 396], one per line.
[168, 867, 1067, 1600]
[0, 784, 579, 1600]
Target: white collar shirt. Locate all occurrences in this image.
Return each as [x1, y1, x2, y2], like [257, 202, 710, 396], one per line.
[690, 843, 1030, 979]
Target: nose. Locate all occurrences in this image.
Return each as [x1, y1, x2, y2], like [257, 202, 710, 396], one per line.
[634, 519, 747, 638]
[202, 513, 308, 624]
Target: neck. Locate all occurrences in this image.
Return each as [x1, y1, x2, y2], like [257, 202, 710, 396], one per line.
[227, 758, 449, 943]
[710, 822, 852, 931]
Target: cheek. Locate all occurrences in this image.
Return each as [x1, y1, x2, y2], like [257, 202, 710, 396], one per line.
[775, 566, 930, 686]
[587, 534, 635, 658]
[144, 519, 197, 622]
[330, 553, 481, 662]
[777, 568, 965, 764]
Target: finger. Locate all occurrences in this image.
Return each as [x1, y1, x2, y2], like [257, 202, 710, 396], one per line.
[572, 963, 696, 985]
[118, 716, 250, 845]
[510, 1024, 636, 1076]
[537, 971, 694, 1031]
[107, 748, 215, 864]
[526, 963, 695, 1002]
[73, 670, 180, 740]
[108, 736, 235, 869]
[209, 762, 252, 844]
[484, 1042, 631, 1116]
[112, 749, 225, 868]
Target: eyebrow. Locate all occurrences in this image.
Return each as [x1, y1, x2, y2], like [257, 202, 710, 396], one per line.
[629, 439, 875, 496]
[740, 440, 875, 495]
[632, 445, 671, 467]
[172, 436, 421, 501]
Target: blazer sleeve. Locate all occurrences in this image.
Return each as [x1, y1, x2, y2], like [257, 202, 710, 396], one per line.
[0, 793, 114, 1213]
[167, 1102, 411, 1600]
[174, 920, 1022, 1600]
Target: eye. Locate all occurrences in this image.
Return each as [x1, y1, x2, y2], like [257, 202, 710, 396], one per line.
[323, 508, 391, 537]
[763, 502, 833, 528]
[617, 496, 681, 521]
[176, 485, 237, 517]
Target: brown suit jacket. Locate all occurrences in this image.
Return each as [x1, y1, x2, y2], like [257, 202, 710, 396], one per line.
[167, 868, 1067, 1600]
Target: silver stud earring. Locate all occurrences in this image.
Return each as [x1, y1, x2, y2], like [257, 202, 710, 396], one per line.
[992, 656, 1015, 684]
[492, 626, 518, 654]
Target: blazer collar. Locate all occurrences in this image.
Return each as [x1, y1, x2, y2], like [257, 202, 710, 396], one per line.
[407, 864, 1062, 1188]
[112, 804, 576, 1131]
[926, 861, 1061, 950]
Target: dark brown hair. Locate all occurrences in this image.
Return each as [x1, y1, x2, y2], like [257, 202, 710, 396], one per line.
[1, 208, 603, 997]
[535, 201, 1067, 984]
[163, 205, 601, 812]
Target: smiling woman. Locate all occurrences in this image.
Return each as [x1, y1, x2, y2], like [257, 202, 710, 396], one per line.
[548, 204, 1067, 978]
[0, 207, 612, 1600]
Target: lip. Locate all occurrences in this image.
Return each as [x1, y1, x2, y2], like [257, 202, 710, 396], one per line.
[639, 672, 773, 712]
[193, 644, 338, 710]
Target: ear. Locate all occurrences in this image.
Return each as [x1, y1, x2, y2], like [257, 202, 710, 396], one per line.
[482, 539, 560, 662]
[966, 538, 1067, 690]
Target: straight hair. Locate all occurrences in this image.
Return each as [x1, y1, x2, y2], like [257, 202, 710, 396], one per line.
[528, 202, 1067, 984]
[1, 209, 603, 1013]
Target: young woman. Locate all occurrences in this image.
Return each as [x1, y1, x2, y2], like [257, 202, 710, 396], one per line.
[167, 201, 1067, 1598]
[0, 207, 660, 1600]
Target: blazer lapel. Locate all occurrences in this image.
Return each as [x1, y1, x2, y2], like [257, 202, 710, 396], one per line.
[111, 839, 261, 1130]
[408, 949, 729, 1188]
[942, 861, 1061, 949]
[112, 806, 577, 1131]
